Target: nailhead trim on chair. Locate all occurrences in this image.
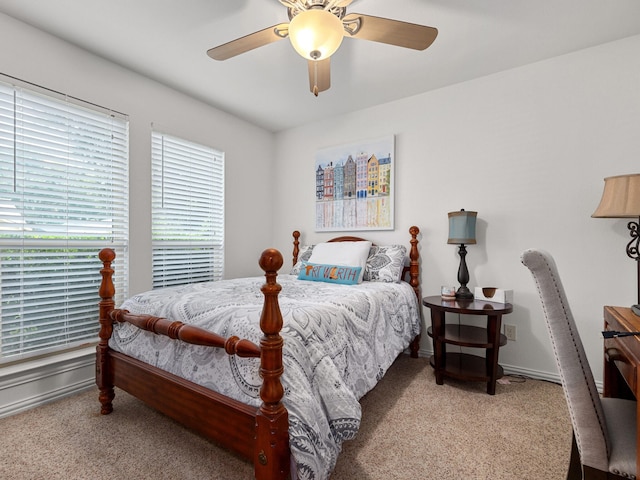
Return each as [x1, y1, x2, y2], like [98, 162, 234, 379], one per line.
[527, 252, 610, 468]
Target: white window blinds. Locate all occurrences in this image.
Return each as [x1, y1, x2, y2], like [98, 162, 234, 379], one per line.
[151, 132, 224, 288]
[0, 78, 129, 363]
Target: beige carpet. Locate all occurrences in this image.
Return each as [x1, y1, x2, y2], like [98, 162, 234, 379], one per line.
[0, 355, 572, 479]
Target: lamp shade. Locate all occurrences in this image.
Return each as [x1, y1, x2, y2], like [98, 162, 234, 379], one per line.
[448, 210, 477, 245]
[288, 9, 344, 61]
[592, 173, 640, 218]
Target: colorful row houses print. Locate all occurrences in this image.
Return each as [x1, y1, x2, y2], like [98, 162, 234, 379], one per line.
[315, 135, 395, 231]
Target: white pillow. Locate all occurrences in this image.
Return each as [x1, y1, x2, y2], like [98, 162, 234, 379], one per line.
[308, 240, 372, 283]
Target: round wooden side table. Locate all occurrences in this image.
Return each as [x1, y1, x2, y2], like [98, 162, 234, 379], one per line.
[423, 295, 513, 395]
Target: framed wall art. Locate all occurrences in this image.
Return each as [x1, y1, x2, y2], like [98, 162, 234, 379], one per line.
[315, 134, 395, 232]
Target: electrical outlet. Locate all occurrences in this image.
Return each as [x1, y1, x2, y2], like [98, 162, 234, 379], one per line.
[504, 324, 517, 341]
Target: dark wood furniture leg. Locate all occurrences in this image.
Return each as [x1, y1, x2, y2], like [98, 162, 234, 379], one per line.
[430, 309, 445, 385]
[485, 314, 503, 395]
[409, 335, 421, 358]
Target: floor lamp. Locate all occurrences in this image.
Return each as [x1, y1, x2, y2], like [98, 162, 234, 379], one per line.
[448, 209, 477, 300]
[592, 173, 640, 316]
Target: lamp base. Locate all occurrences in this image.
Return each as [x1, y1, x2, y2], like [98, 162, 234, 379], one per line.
[632, 304, 640, 317]
[456, 286, 474, 300]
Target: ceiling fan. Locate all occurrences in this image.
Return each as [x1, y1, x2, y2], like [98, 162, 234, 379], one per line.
[207, 0, 438, 96]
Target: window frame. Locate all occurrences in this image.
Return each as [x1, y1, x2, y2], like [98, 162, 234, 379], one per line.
[0, 75, 129, 364]
[151, 131, 224, 288]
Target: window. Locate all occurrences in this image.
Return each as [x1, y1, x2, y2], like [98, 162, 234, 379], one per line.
[0, 78, 129, 363]
[151, 132, 224, 288]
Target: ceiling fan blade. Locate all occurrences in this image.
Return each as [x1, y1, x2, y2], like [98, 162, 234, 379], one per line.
[308, 58, 331, 96]
[343, 13, 438, 51]
[207, 23, 289, 61]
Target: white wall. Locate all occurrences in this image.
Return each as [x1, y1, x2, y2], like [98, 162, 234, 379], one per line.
[0, 12, 275, 415]
[273, 34, 640, 383]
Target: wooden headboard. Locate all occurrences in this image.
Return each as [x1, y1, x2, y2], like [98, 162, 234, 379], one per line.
[291, 226, 421, 302]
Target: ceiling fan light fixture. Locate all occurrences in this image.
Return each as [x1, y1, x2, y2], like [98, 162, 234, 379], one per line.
[288, 9, 344, 61]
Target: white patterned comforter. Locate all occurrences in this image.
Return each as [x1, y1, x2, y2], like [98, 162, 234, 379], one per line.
[109, 274, 421, 480]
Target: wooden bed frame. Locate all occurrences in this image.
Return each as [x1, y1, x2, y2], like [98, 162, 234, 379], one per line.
[96, 226, 421, 480]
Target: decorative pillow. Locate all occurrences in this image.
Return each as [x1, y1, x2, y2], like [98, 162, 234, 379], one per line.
[364, 245, 407, 283]
[297, 262, 362, 285]
[308, 240, 372, 283]
[290, 245, 314, 275]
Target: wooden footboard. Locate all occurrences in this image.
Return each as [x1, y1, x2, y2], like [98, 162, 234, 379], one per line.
[96, 248, 290, 480]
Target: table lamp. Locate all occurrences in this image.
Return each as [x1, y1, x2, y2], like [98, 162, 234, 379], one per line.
[592, 173, 640, 316]
[448, 209, 477, 300]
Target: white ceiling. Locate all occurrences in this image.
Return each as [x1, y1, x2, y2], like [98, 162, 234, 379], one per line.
[1, 0, 640, 132]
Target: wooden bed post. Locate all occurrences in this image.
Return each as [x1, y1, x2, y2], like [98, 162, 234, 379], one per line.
[292, 230, 300, 267]
[255, 248, 290, 480]
[408, 226, 422, 358]
[97, 248, 116, 414]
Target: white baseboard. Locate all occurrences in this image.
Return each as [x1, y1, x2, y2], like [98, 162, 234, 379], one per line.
[501, 361, 604, 392]
[0, 347, 96, 419]
[500, 362, 560, 384]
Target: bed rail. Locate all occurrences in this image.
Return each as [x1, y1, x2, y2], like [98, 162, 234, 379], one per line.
[109, 310, 261, 357]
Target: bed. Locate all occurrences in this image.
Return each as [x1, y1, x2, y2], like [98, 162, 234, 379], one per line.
[96, 226, 422, 480]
